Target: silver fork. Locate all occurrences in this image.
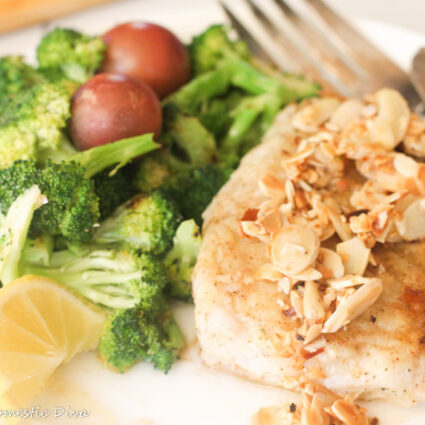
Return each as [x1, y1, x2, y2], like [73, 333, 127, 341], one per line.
[219, 0, 421, 107]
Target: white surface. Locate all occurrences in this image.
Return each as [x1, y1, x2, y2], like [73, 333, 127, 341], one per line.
[1, 1, 425, 424]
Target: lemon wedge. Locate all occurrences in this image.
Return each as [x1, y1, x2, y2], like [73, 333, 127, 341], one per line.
[0, 275, 106, 408]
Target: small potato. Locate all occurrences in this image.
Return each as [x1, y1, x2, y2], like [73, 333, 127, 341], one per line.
[101, 22, 191, 98]
[70, 73, 162, 150]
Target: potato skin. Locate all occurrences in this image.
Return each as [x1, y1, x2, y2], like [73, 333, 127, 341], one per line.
[101, 22, 191, 99]
[70, 73, 162, 150]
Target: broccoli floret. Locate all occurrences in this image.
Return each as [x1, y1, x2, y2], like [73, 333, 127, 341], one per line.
[0, 134, 158, 241]
[37, 28, 106, 83]
[132, 151, 173, 193]
[21, 234, 54, 267]
[133, 108, 218, 193]
[0, 56, 45, 107]
[93, 167, 135, 220]
[161, 163, 232, 226]
[189, 24, 250, 75]
[164, 220, 202, 301]
[98, 299, 184, 373]
[0, 185, 43, 285]
[22, 248, 167, 310]
[0, 81, 71, 169]
[161, 108, 217, 169]
[93, 191, 182, 255]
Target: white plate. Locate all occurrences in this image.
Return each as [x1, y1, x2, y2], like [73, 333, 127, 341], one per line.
[1, 1, 425, 424]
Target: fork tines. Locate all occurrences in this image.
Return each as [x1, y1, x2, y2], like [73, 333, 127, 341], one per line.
[219, 0, 420, 106]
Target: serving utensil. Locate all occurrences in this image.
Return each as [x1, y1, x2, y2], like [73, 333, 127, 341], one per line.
[219, 0, 421, 107]
[411, 48, 425, 104]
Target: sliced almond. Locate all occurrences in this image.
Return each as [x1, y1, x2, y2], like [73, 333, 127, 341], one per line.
[271, 225, 320, 275]
[290, 290, 304, 319]
[330, 398, 369, 425]
[367, 88, 410, 150]
[323, 278, 382, 333]
[336, 237, 370, 275]
[257, 208, 282, 235]
[303, 281, 325, 322]
[318, 248, 344, 278]
[329, 99, 364, 131]
[395, 197, 425, 241]
[286, 267, 323, 281]
[393, 153, 420, 178]
[328, 275, 374, 290]
[255, 263, 283, 282]
[277, 276, 298, 294]
[327, 208, 353, 241]
[258, 174, 286, 198]
[292, 97, 341, 133]
[240, 221, 269, 242]
[304, 323, 324, 346]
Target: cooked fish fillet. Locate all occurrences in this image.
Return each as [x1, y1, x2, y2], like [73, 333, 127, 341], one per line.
[192, 105, 425, 405]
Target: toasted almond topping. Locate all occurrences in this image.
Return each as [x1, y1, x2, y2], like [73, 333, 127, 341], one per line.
[367, 88, 410, 150]
[336, 238, 370, 275]
[292, 97, 340, 133]
[290, 290, 304, 319]
[277, 276, 298, 294]
[255, 263, 284, 282]
[303, 281, 325, 322]
[323, 278, 382, 333]
[395, 197, 425, 241]
[327, 209, 353, 241]
[318, 248, 344, 278]
[329, 99, 363, 131]
[328, 275, 374, 290]
[271, 225, 320, 275]
[240, 221, 268, 242]
[286, 267, 323, 281]
[393, 153, 420, 178]
[258, 174, 286, 198]
[257, 208, 282, 235]
[330, 398, 369, 425]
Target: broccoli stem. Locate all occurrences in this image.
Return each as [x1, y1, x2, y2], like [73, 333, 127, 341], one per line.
[70, 134, 159, 178]
[165, 67, 231, 114]
[221, 108, 261, 154]
[0, 185, 43, 285]
[225, 58, 283, 95]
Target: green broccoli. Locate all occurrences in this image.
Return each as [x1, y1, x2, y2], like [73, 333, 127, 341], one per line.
[164, 220, 202, 301]
[93, 191, 182, 255]
[21, 234, 54, 267]
[161, 163, 232, 226]
[98, 299, 184, 373]
[0, 185, 44, 285]
[189, 24, 250, 75]
[93, 167, 135, 220]
[132, 151, 173, 193]
[0, 81, 71, 169]
[37, 28, 106, 83]
[0, 56, 45, 107]
[0, 134, 158, 241]
[22, 248, 167, 310]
